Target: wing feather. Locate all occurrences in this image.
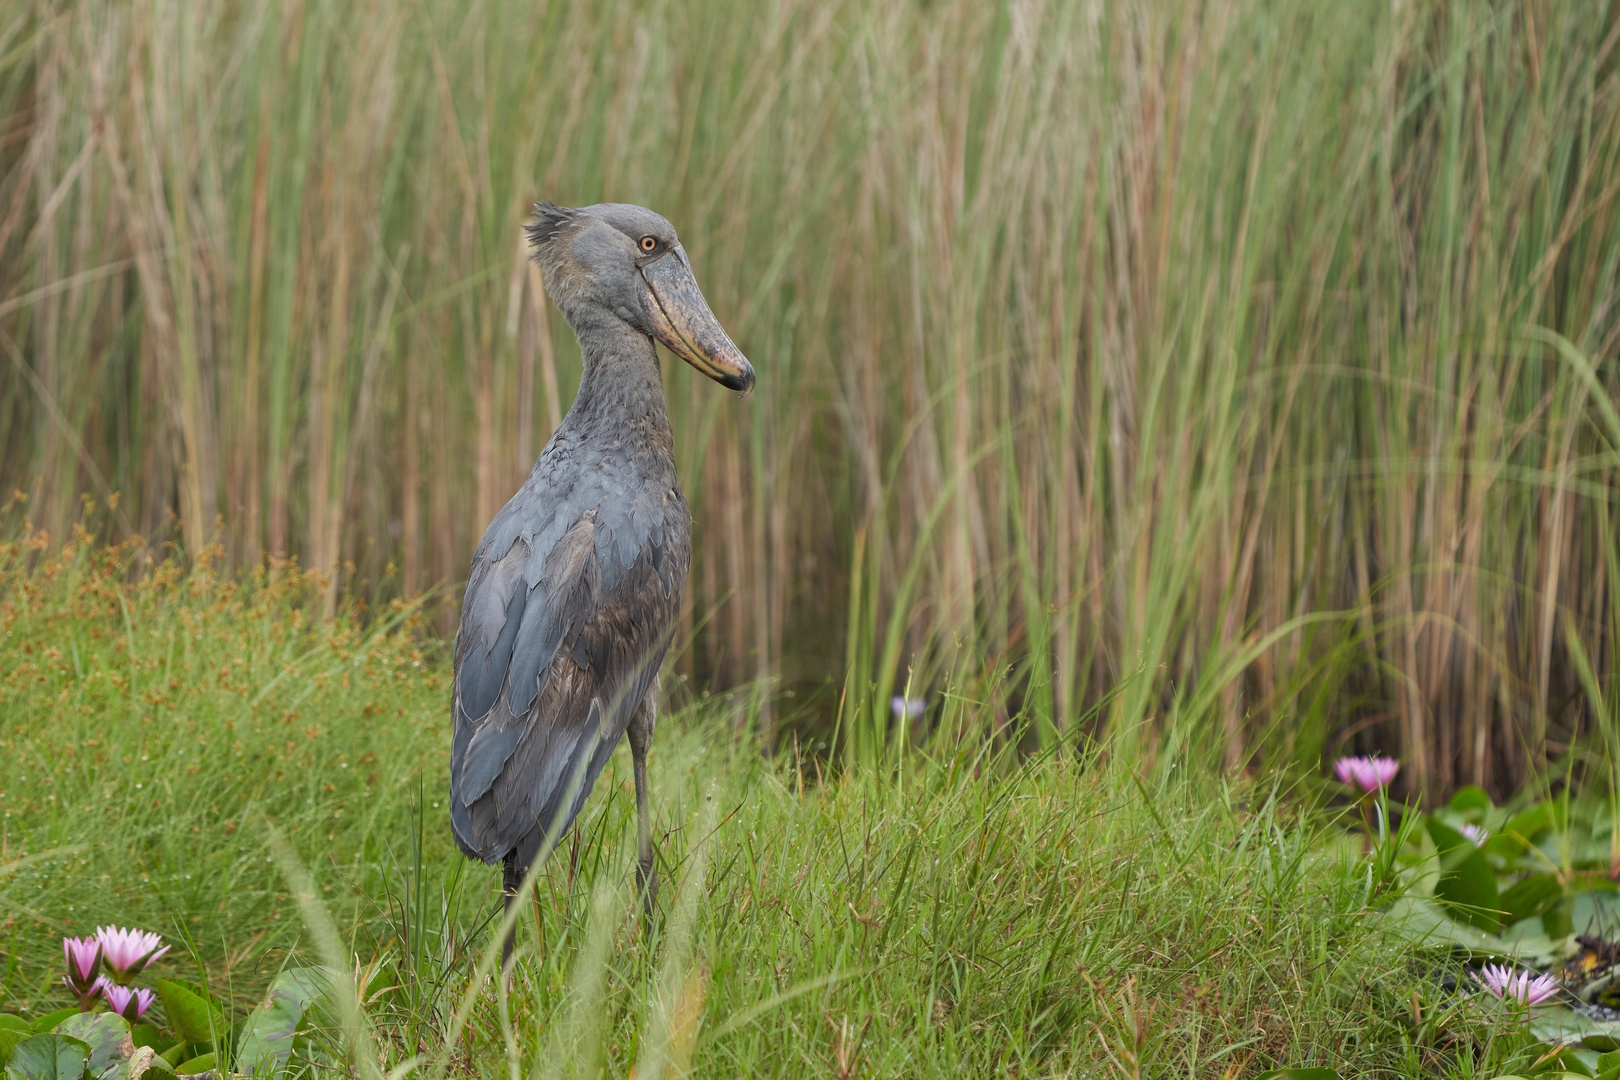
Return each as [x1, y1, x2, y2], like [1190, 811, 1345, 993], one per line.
[450, 485, 688, 864]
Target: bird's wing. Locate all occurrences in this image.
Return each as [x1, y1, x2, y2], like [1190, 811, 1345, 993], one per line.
[449, 488, 686, 863]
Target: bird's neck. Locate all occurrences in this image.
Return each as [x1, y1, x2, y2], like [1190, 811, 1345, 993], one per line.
[562, 313, 674, 445]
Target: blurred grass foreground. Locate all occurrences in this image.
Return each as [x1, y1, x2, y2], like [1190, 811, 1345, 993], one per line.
[1, 1, 1619, 798]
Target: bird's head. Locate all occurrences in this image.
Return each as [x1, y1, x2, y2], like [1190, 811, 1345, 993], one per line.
[526, 202, 755, 393]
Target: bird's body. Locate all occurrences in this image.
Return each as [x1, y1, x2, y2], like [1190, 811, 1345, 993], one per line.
[449, 202, 752, 962]
[449, 322, 688, 867]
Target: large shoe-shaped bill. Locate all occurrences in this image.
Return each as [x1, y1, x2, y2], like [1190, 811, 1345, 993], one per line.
[638, 246, 755, 392]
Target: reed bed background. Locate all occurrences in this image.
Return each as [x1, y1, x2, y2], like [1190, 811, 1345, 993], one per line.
[1, 0, 1618, 801]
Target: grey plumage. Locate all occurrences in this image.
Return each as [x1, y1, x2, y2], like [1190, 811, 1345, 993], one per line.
[449, 394, 687, 861]
[449, 202, 753, 960]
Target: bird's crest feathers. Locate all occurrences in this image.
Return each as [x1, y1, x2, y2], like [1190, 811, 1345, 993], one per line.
[526, 202, 582, 255]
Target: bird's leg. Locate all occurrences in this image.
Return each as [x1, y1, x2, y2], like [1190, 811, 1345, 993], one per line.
[627, 687, 658, 919]
[500, 849, 522, 977]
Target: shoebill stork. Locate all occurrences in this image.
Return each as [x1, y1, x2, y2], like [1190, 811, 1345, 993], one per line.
[449, 202, 753, 965]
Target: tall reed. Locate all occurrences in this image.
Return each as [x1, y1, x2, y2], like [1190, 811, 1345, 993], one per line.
[1, 0, 1616, 800]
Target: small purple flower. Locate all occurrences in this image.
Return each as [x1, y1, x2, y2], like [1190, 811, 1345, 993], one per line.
[1333, 755, 1400, 794]
[1475, 963, 1560, 1006]
[891, 696, 925, 720]
[99, 980, 155, 1022]
[62, 935, 101, 992]
[1459, 823, 1489, 846]
[95, 926, 168, 986]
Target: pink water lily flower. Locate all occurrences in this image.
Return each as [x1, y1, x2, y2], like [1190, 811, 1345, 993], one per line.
[1333, 755, 1400, 794]
[62, 935, 105, 1011]
[1459, 823, 1489, 846]
[62, 935, 101, 992]
[62, 974, 104, 1012]
[95, 926, 169, 985]
[99, 980, 155, 1022]
[1475, 963, 1560, 1006]
[891, 696, 925, 720]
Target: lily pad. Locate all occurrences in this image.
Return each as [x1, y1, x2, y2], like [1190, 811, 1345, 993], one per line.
[1528, 1006, 1620, 1049]
[1497, 918, 1578, 968]
[234, 968, 330, 1078]
[3, 1034, 92, 1080]
[0, 1024, 27, 1070]
[1377, 896, 1511, 952]
[54, 1014, 129, 1080]
[1573, 891, 1620, 937]
[26, 1014, 74, 1038]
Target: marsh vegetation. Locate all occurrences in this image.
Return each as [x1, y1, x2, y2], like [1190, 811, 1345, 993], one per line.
[2, 0, 1620, 1075]
[0, 0, 1616, 792]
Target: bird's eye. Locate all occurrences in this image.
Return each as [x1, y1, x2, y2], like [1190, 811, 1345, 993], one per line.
[639, 236, 658, 252]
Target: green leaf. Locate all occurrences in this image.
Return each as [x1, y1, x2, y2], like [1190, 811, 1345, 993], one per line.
[1574, 891, 1620, 936]
[170, 1054, 214, 1077]
[3, 1034, 91, 1080]
[1530, 1008, 1620, 1053]
[1429, 817, 1503, 931]
[137, 1053, 174, 1077]
[1542, 1048, 1596, 1077]
[53, 1015, 128, 1080]
[157, 1044, 201, 1070]
[1505, 804, 1556, 848]
[152, 982, 225, 1048]
[234, 968, 330, 1078]
[0, 1018, 29, 1067]
[1546, 895, 1576, 938]
[0, 1032, 25, 1070]
[1452, 786, 1493, 813]
[26, 1014, 74, 1038]
[1254, 1070, 1341, 1080]
[1495, 923, 1575, 969]
[1502, 874, 1565, 925]
[1376, 896, 1511, 952]
[126, 1030, 167, 1054]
